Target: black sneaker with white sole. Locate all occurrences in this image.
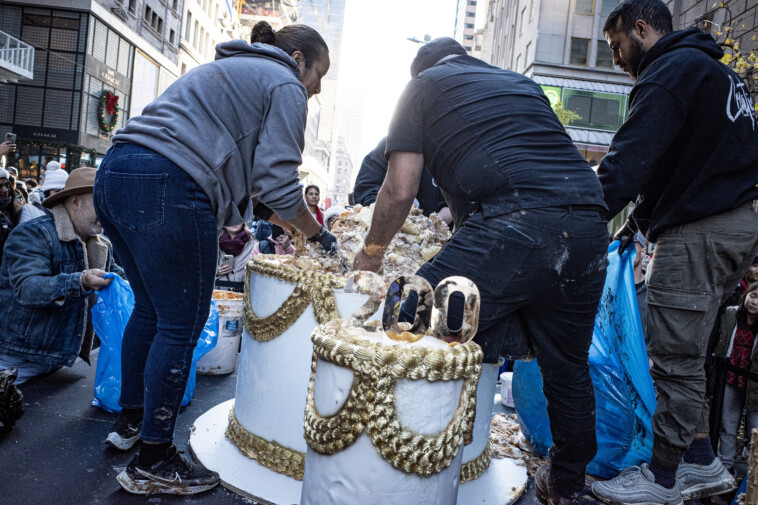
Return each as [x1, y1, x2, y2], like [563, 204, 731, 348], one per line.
[117, 445, 219, 495]
[105, 414, 142, 450]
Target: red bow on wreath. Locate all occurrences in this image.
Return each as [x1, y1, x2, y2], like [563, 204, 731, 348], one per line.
[105, 92, 119, 115]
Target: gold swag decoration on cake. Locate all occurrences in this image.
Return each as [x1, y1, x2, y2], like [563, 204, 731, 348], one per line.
[242, 256, 345, 341]
[460, 440, 493, 483]
[304, 320, 484, 478]
[226, 408, 306, 480]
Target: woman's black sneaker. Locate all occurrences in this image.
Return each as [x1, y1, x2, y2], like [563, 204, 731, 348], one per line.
[116, 445, 219, 495]
[105, 414, 142, 450]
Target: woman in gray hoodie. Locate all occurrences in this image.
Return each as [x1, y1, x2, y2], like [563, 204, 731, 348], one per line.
[93, 21, 336, 495]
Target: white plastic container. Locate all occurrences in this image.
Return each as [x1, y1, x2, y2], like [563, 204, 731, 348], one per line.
[197, 290, 244, 375]
[500, 372, 514, 408]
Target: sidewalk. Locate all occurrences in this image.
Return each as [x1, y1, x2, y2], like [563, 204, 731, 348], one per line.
[0, 349, 247, 504]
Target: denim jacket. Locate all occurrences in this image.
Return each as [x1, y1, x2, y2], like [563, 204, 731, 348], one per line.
[0, 205, 124, 367]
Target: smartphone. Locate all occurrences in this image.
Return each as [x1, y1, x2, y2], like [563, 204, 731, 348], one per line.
[221, 254, 234, 268]
[4, 133, 16, 144]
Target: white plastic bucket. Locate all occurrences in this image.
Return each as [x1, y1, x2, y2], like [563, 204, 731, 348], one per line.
[198, 290, 244, 375]
[500, 371, 514, 407]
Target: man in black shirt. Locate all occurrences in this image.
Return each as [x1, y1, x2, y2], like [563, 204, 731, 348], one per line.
[353, 37, 609, 504]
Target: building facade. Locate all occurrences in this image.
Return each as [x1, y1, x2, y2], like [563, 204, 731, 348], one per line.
[480, 0, 631, 161]
[0, 0, 182, 179]
[329, 139, 352, 207]
[177, 0, 241, 76]
[297, 0, 346, 152]
[480, 0, 758, 160]
[455, 0, 478, 53]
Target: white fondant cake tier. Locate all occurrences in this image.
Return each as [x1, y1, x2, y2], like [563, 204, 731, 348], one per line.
[231, 258, 498, 482]
[234, 263, 380, 458]
[301, 325, 477, 505]
[464, 363, 499, 464]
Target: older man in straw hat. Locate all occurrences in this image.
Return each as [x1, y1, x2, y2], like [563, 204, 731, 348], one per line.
[0, 168, 124, 383]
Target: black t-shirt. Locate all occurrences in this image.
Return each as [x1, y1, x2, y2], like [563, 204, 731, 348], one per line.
[386, 55, 607, 217]
[354, 137, 448, 215]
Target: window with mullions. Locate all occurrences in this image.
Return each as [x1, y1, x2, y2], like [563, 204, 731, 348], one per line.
[563, 89, 626, 131]
[601, 0, 621, 16]
[596, 40, 614, 68]
[87, 17, 134, 80]
[575, 0, 594, 14]
[569, 37, 589, 66]
[0, 6, 87, 130]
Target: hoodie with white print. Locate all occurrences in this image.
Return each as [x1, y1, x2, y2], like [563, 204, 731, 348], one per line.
[598, 28, 758, 242]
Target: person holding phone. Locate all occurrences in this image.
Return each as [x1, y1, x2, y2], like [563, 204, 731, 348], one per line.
[94, 21, 338, 496]
[1, 133, 16, 160]
[216, 223, 255, 283]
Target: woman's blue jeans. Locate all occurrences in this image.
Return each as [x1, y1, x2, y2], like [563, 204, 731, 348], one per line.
[93, 143, 217, 443]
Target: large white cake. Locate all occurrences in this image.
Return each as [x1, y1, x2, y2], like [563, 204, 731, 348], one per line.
[227, 258, 497, 481]
[301, 320, 483, 505]
[190, 257, 528, 504]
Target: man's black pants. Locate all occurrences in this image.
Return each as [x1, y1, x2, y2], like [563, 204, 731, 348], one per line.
[406, 206, 608, 496]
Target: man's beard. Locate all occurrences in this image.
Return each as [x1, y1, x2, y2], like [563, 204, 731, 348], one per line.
[628, 37, 645, 80]
[0, 196, 11, 209]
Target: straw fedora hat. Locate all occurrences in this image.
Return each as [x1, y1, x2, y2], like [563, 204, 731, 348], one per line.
[43, 167, 96, 208]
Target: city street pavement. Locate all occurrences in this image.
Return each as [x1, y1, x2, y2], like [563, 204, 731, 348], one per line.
[0, 348, 724, 505]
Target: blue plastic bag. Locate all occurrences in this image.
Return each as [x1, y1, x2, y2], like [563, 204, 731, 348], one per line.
[731, 477, 746, 505]
[512, 242, 657, 478]
[91, 274, 219, 413]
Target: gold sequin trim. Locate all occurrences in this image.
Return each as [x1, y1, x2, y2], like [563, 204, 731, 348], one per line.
[242, 257, 345, 341]
[304, 320, 484, 478]
[226, 408, 305, 480]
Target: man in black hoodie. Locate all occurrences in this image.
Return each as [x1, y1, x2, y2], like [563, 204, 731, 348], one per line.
[592, 1, 758, 505]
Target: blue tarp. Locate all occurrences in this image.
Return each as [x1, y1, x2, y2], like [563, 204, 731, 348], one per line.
[513, 242, 657, 478]
[91, 274, 218, 413]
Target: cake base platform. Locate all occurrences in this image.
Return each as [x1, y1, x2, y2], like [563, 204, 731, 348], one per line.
[191, 399, 529, 505]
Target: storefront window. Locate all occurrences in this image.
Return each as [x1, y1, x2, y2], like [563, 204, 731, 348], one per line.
[11, 144, 66, 182]
[563, 89, 626, 131]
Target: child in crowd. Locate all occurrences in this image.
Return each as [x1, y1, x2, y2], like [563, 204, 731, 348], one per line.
[250, 224, 295, 256]
[715, 281, 758, 473]
[724, 255, 758, 307]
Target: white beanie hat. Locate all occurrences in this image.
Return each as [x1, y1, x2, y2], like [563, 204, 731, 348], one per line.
[323, 206, 347, 230]
[42, 165, 69, 192]
[0, 167, 8, 180]
[46, 160, 61, 172]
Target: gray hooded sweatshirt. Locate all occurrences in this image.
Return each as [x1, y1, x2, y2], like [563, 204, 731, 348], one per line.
[112, 40, 309, 228]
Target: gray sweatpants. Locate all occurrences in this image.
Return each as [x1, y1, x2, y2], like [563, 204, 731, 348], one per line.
[646, 203, 758, 466]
